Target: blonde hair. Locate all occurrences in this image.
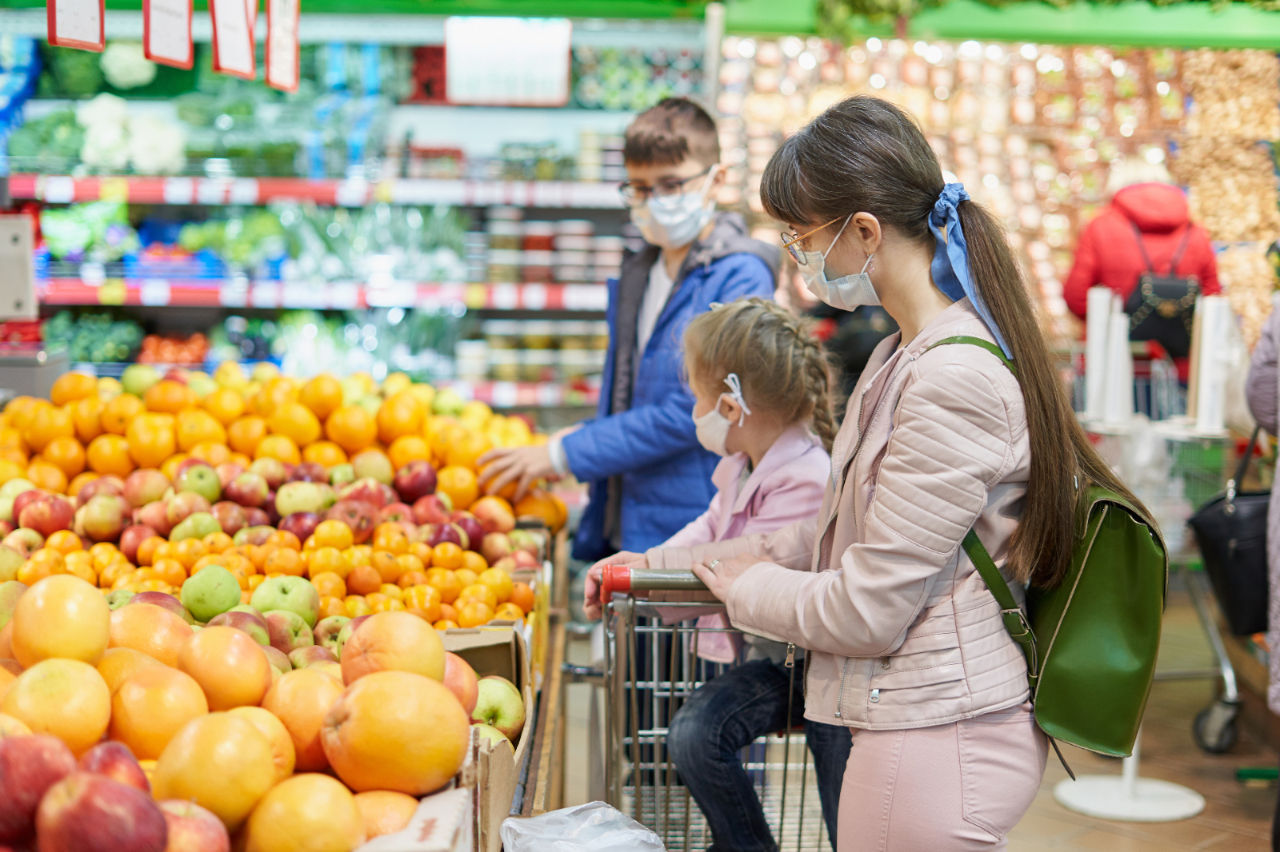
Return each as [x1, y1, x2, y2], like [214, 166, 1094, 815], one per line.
[683, 298, 837, 452]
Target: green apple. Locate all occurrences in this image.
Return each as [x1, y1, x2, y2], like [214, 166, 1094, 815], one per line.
[121, 364, 161, 397]
[106, 590, 135, 610]
[329, 464, 356, 488]
[251, 576, 320, 627]
[275, 482, 336, 516]
[170, 512, 221, 542]
[0, 545, 23, 582]
[0, 479, 36, 522]
[180, 565, 242, 623]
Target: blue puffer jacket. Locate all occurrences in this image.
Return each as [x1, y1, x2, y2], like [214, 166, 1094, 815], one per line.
[566, 212, 779, 561]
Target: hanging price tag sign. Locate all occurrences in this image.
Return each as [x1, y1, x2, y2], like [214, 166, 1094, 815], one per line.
[265, 0, 300, 92]
[210, 0, 255, 80]
[48, 0, 105, 52]
[445, 17, 571, 106]
[143, 0, 193, 70]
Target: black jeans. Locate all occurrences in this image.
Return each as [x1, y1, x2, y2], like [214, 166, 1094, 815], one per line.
[667, 659, 851, 852]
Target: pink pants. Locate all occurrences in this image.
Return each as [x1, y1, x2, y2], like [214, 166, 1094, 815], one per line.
[836, 703, 1048, 850]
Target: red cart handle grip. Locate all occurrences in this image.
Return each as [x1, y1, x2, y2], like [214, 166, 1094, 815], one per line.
[599, 564, 631, 603]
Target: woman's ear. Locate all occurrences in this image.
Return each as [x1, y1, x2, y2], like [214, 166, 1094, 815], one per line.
[850, 212, 884, 255]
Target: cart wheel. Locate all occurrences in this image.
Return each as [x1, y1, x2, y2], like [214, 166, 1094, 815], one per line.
[1193, 699, 1241, 754]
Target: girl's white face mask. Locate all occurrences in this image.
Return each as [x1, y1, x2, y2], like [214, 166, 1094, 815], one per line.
[693, 373, 751, 457]
[797, 214, 879, 311]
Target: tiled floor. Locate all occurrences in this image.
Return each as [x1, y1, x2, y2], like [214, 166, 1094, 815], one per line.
[561, 584, 1277, 850]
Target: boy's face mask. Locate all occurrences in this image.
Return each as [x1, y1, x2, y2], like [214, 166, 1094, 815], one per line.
[692, 373, 751, 457]
[630, 167, 719, 249]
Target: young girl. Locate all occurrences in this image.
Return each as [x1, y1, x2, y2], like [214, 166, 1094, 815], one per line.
[585, 297, 852, 852]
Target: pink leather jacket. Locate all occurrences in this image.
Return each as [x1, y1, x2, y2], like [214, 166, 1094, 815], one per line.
[647, 300, 1033, 729]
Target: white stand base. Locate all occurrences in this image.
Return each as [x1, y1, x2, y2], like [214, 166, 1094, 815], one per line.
[1053, 732, 1205, 822]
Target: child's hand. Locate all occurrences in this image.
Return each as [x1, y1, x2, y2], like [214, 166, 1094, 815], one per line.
[583, 551, 646, 621]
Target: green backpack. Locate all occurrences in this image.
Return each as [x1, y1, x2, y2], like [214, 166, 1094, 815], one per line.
[930, 337, 1169, 775]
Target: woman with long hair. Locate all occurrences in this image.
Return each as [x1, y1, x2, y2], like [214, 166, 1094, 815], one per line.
[588, 95, 1139, 848]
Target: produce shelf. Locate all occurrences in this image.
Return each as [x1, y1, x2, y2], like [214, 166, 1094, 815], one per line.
[8, 175, 624, 209]
[36, 279, 609, 312]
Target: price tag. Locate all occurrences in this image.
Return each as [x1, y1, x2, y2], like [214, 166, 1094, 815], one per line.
[99, 177, 129, 203]
[228, 179, 259, 205]
[210, 0, 255, 80]
[80, 262, 106, 285]
[164, 178, 195, 204]
[464, 284, 489, 310]
[265, 0, 299, 92]
[372, 181, 395, 204]
[47, 0, 105, 52]
[219, 282, 249, 307]
[522, 284, 547, 311]
[196, 179, 227, 204]
[329, 283, 360, 310]
[335, 180, 369, 207]
[491, 284, 519, 311]
[143, 0, 193, 69]
[491, 382, 519, 409]
[563, 285, 607, 312]
[445, 17, 571, 107]
[251, 282, 280, 308]
[140, 279, 171, 306]
[43, 176, 75, 204]
[98, 280, 126, 305]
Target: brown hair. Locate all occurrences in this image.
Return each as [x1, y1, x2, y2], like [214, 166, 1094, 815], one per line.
[683, 298, 838, 453]
[760, 95, 1139, 588]
[624, 97, 721, 167]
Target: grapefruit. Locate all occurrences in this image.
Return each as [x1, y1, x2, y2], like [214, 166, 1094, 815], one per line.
[96, 647, 164, 693]
[108, 603, 193, 667]
[227, 706, 296, 784]
[177, 626, 272, 711]
[243, 774, 365, 852]
[110, 666, 209, 760]
[11, 575, 110, 667]
[2, 658, 111, 754]
[355, 791, 419, 840]
[152, 713, 276, 831]
[260, 668, 345, 772]
[339, 611, 445, 685]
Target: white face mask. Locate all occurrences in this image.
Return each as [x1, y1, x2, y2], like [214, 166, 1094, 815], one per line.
[798, 214, 879, 311]
[630, 168, 718, 249]
[693, 373, 751, 457]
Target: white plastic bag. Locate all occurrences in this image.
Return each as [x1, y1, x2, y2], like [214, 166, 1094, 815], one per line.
[500, 802, 666, 852]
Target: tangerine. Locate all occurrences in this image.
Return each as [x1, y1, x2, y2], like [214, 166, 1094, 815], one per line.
[311, 572, 346, 599]
[376, 392, 424, 445]
[227, 416, 269, 457]
[202, 387, 246, 426]
[403, 585, 442, 622]
[325, 406, 377, 454]
[24, 404, 75, 454]
[510, 581, 535, 614]
[436, 466, 479, 511]
[50, 372, 97, 407]
[515, 490, 569, 533]
[99, 394, 144, 436]
[41, 436, 86, 479]
[306, 547, 347, 580]
[263, 549, 304, 577]
[430, 543, 464, 571]
[255, 434, 301, 466]
[444, 432, 491, 471]
[456, 600, 493, 628]
[268, 402, 322, 448]
[144, 380, 197, 414]
[69, 397, 104, 444]
[126, 414, 177, 469]
[313, 520, 354, 551]
[188, 442, 232, 466]
[176, 409, 227, 452]
[299, 375, 343, 422]
[387, 435, 430, 471]
[347, 565, 382, 596]
[303, 441, 347, 468]
[26, 459, 67, 494]
[424, 568, 461, 604]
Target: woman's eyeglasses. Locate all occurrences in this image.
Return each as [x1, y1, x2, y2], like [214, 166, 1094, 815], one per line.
[780, 216, 845, 265]
[619, 166, 713, 207]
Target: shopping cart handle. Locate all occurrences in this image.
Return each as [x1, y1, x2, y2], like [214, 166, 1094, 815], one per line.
[599, 564, 631, 603]
[599, 566, 706, 603]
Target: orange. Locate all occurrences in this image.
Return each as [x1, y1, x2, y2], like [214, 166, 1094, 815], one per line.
[100, 394, 144, 436]
[243, 773, 365, 852]
[269, 530, 302, 551]
[95, 646, 164, 693]
[307, 546, 348, 580]
[319, 596, 345, 619]
[494, 602, 525, 622]
[461, 550, 488, 575]
[2, 658, 111, 754]
[303, 441, 347, 468]
[269, 402, 322, 448]
[26, 459, 67, 494]
[404, 585, 442, 623]
[408, 541, 432, 564]
[299, 375, 343, 422]
[367, 595, 403, 613]
[396, 569, 430, 590]
[175, 409, 227, 452]
[250, 377, 299, 418]
[387, 434, 430, 472]
[23, 402, 74, 454]
[262, 668, 346, 772]
[320, 670, 469, 794]
[436, 466, 478, 511]
[228, 416, 269, 456]
[378, 583, 403, 601]
[227, 705, 297, 784]
[263, 549, 304, 577]
[46, 530, 83, 555]
[344, 596, 372, 618]
[457, 583, 497, 610]
[515, 490, 568, 533]
[152, 712, 278, 831]
[5, 396, 40, 433]
[0, 425, 27, 454]
[65, 471, 96, 500]
[510, 581, 535, 614]
[313, 520, 354, 551]
[202, 387, 246, 426]
[431, 542, 464, 571]
[347, 565, 382, 596]
[427, 419, 464, 466]
[12, 575, 109, 668]
[433, 619, 459, 631]
[179, 626, 273, 711]
[188, 441, 232, 465]
[395, 555, 425, 580]
[376, 391, 424, 445]
[15, 560, 53, 587]
[50, 372, 97, 407]
[203, 531, 234, 553]
[372, 525, 409, 556]
[444, 432, 491, 472]
[68, 397, 103, 444]
[152, 558, 186, 587]
[108, 599, 192, 667]
[479, 463, 522, 502]
[125, 413, 176, 469]
[173, 538, 206, 569]
[425, 568, 462, 604]
[41, 435, 86, 478]
[325, 406, 377, 454]
[369, 552, 401, 584]
[355, 790, 419, 841]
[456, 600, 492, 628]
[254, 434, 301, 465]
[135, 535, 165, 566]
[145, 380, 197, 414]
[110, 665, 209, 760]
[478, 567, 514, 604]
[454, 567, 478, 589]
[312, 572, 346, 599]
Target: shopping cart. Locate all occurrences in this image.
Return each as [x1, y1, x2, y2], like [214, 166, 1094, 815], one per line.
[596, 565, 833, 852]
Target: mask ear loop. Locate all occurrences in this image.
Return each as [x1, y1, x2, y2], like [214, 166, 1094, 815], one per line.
[723, 373, 752, 427]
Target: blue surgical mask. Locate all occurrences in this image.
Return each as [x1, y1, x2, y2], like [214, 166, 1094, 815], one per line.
[798, 214, 878, 311]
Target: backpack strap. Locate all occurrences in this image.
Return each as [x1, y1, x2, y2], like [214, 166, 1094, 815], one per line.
[1167, 226, 1193, 276]
[926, 335, 1018, 376]
[1130, 222, 1159, 274]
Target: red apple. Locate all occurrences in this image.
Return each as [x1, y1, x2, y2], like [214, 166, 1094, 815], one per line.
[247, 458, 288, 490]
[508, 529, 540, 557]
[206, 609, 269, 646]
[213, 463, 244, 489]
[223, 472, 269, 510]
[242, 507, 270, 528]
[122, 470, 170, 509]
[173, 457, 209, 479]
[210, 502, 247, 537]
[471, 496, 516, 534]
[77, 494, 130, 543]
[0, 522, 13, 538]
[164, 492, 210, 530]
[288, 462, 328, 484]
[427, 523, 465, 549]
[513, 550, 539, 570]
[133, 501, 172, 538]
[480, 532, 514, 565]
[75, 476, 124, 509]
[19, 495, 73, 538]
[491, 556, 518, 575]
[233, 526, 274, 547]
[162, 368, 189, 385]
[412, 494, 453, 526]
[278, 512, 322, 544]
[36, 772, 167, 852]
[11, 491, 46, 524]
[2, 529, 42, 558]
[287, 646, 337, 669]
[339, 478, 395, 510]
[325, 501, 377, 544]
[450, 513, 484, 552]
[77, 742, 149, 793]
[262, 645, 292, 676]
[119, 524, 158, 564]
[393, 461, 437, 504]
[443, 652, 479, 714]
[129, 592, 188, 622]
[157, 800, 229, 852]
[0, 734, 76, 842]
[378, 503, 415, 526]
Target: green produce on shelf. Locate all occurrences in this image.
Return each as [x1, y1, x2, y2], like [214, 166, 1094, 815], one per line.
[42, 311, 144, 363]
[5, 110, 83, 174]
[40, 201, 140, 262]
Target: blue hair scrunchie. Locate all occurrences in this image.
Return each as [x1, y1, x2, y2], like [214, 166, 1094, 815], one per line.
[928, 183, 1013, 359]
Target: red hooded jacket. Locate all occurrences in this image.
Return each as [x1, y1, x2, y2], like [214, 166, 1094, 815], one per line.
[1063, 183, 1220, 321]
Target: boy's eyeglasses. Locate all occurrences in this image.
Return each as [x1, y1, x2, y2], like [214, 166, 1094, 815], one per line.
[619, 166, 713, 207]
[780, 216, 845, 265]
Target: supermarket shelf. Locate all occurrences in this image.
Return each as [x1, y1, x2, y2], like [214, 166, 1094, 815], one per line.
[444, 381, 599, 409]
[36, 279, 609, 312]
[8, 175, 624, 209]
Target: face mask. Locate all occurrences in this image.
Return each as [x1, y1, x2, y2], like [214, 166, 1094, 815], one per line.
[693, 373, 752, 457]
[630, 169, 718, 249]
[798, 215, 879, 311]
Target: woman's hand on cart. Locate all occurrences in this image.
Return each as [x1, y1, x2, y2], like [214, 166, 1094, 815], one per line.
[583, 551, 646, 620]
[692, 553, 760, 601]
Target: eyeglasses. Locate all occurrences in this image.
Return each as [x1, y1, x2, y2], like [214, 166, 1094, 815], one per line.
[619, 166, 713, 207]
[780, 216, 846, 265]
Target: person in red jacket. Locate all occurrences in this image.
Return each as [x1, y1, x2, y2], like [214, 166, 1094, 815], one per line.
[1063, 165, 1221, 378]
